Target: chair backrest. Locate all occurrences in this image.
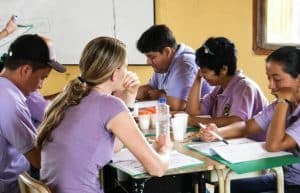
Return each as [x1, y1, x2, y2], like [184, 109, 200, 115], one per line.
[18, 172, 52, 193]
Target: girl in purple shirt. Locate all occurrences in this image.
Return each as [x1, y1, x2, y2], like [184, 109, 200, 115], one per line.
[187, 37, 268, 141]
[199, 46, 300, 193]
[37, 37, 172, 193]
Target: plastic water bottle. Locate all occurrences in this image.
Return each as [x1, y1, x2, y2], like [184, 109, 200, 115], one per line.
[156, 97, 170, 138]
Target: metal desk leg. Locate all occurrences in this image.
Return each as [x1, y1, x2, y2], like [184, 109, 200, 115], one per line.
[224, 170, 235, 193]
[270, 167, 284, 193]
[215, 169, 225, 193]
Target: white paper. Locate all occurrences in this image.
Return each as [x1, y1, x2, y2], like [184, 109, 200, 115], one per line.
[188, 138, 292, 164]
[112, 149, 203, 175]
[189, 138, 254, 156]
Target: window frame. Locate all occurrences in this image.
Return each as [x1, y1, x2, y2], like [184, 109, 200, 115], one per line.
[253, 0, 300, 55]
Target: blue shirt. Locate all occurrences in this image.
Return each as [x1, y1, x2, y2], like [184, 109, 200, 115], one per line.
[149, 43, 212, 101]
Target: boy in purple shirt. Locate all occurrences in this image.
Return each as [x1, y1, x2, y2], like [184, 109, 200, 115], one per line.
[0, 34, 65, 193]
[187, 37, 268, 141]
[136, 24, 212, 111]
[199, 46, 300, 193]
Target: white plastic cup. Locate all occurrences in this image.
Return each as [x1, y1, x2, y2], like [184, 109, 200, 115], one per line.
[138, 114, 150, 130]
[171, 116, 188, 141]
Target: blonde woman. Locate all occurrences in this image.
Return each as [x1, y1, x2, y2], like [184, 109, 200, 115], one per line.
[36, 37, 171, 193]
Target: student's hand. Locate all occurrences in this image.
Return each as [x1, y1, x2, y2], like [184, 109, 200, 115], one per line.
[277, 87, 297, 104]
[152, 134, 173, 153]
[197, 123, 218, 142]
[196, 69, 203, 81]
[5, 16, 17, 34]
[147, 89, 166, 100]
[114, 71, 140, 106]
[122, 71, 140, 95]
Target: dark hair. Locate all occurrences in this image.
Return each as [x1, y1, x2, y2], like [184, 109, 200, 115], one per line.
[137, 24, 177, 53]
[195, 37, 237, 76]
[266, 46, 300, 78]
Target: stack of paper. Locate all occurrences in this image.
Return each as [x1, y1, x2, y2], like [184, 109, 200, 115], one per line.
[112, 149, 203, 175]
[188, 138, 292, 164]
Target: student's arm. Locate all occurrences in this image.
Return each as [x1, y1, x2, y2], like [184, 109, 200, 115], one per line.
[24, 147, 41, 169]
[0, 16, 17, 40]
[108, 112, 171, 177]
[136, 84, 153, 100]
[198, 119, 262, 142]
[186, 71, 203, 115]
[265, 88, 298, 152]
[189, 115, 243, 128]
[166, 96, 186, 111]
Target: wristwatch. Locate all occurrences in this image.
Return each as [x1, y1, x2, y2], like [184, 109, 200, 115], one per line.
[277, 98, 291, 105]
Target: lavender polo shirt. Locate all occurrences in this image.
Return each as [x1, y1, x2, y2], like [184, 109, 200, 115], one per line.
[149, 43, 212, 101]
[41, 91, 128, 193]
[0, 77, 36, 193]
[254, 102, 300, 186]
[26, 91, 48, 128]
[200, 71, 269, 141]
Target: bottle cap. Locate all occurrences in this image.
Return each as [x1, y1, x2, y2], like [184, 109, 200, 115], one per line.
[159, 97, 167, 103]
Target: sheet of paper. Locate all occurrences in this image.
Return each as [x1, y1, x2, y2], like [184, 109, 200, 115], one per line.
[112, 149, 203, 176]
[188, 138, 293, 164]
[188, 138, 254, 156]
[212, 142, 292, 164]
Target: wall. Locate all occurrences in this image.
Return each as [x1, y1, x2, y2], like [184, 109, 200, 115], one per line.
[41, 0, 274, 101]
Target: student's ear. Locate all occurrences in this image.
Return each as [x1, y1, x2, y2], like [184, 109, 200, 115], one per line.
[220, 65, 228, 76]
[111, 70, 118, 82]
[163, 47, 173, 57]
[19, 64, 33, 78]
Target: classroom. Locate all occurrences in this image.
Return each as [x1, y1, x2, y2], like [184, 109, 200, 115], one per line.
[1, 0, 300, 193]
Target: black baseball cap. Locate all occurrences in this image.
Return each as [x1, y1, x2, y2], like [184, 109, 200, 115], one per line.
[7, 34, 66, 73]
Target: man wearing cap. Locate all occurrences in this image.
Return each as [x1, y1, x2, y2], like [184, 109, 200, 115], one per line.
[0, 34, 65, 193]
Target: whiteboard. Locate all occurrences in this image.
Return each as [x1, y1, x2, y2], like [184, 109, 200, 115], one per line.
[0, 0, 154, 64]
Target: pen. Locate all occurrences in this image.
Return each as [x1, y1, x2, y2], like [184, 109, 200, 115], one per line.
[198, 123, 229, 145]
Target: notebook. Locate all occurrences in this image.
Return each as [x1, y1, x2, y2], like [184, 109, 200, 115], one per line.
[188, 138, 292, 164]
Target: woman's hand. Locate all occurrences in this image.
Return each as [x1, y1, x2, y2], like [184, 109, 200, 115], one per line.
[277, 87, 298, 105]
[122, 71, 140, 95]
[5, 16, 17, 34]
[152, 134, 173, 153]
[114, 71, 140, 106]
[197, 123, 219, 142]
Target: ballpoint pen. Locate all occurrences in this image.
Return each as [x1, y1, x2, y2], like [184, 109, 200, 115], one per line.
[198, 123, 229, 145]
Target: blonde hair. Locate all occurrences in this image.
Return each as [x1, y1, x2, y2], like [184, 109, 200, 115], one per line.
[36, 37, 126, 148]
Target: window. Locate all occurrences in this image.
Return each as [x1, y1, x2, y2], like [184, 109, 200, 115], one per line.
[253, 0, 300, 55]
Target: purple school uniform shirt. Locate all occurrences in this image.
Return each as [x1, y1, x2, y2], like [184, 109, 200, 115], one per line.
[41, 91, 128, 193]
[0, 77, 36, 193]
[26, 91, 48, 127]
[149, 43, 212, 101]
[254, 102, 300, 185]
[200, 71, 268, 141]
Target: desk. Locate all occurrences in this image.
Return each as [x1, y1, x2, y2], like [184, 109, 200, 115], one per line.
[107, 141, 221, 193]
[188, 145, 300, 193]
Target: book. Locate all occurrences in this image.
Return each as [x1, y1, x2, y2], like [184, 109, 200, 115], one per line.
[188, 138, 292, 164]
[111, 149, 203, 176]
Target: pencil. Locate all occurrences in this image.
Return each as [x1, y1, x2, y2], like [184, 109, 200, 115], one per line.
[198, 123, 229, 145]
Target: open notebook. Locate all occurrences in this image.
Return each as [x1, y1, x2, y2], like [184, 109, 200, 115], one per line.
[188, 138, 292, 164]
[111, 149, 203, 176]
